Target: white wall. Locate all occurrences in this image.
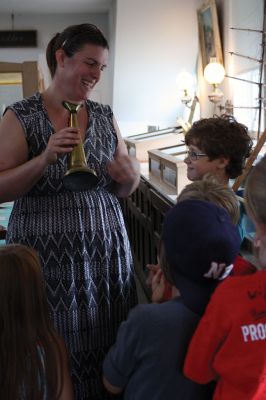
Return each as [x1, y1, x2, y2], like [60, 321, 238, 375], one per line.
[0, 2, 207, 134]
[0, 12, 111, 105]
[112, 0, 200, 136]
[1, 2, 261, 135]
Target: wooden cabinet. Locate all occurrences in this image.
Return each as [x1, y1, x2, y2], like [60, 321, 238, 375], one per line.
[124, 126, 184, 162]
[148, 144, 190, 195]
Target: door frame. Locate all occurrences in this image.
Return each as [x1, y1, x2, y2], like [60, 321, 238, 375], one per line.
[0, 61, 39, 97]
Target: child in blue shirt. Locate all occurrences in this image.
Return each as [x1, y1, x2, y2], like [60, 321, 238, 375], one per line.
[103, 199, 241, 399]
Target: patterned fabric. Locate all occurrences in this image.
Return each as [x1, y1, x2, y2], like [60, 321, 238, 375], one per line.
[6, 93, 137, 400]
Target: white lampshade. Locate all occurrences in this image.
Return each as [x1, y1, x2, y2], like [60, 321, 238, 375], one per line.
[176, 70, 195, 91]
[204, 58, 225, 85]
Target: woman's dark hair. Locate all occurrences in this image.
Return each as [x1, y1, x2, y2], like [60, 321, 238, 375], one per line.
[185, 114, 253, 179]
[0, 244, 64, 400]
[46, 23, 109, 77]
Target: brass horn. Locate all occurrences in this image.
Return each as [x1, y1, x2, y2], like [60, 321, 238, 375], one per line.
[62, 101, 98, 191]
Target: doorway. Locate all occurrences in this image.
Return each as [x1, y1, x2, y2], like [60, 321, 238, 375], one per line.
[0, 61, 40, 118]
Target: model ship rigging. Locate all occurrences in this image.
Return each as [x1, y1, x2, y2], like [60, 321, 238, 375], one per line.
[224, 0, 266, 191]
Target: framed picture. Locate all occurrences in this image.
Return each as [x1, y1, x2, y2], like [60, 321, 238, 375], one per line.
[197, 0, 223, 70]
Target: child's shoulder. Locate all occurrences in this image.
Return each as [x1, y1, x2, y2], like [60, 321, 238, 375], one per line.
[126, 299, 200, 344]
[129, 298, 190, 323]
[131, 299, 183, 317]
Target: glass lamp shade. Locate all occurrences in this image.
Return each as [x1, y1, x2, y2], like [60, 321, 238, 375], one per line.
[204, 59, 225, 85]
[176, 70, 195, 91]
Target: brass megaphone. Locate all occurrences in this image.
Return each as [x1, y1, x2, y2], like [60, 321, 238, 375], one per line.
[62, 101, 99, 191]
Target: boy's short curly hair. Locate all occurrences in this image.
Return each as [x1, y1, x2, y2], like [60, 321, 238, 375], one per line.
[185, 115, 253, 179]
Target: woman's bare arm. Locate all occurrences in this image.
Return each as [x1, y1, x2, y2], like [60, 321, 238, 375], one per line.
[0, 110, 79, 203]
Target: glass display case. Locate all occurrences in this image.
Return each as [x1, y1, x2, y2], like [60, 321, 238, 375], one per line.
[148, 143, 190, 195]
[124, 126, 184, 162]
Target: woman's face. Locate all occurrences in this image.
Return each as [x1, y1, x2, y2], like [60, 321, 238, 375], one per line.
[58, 43, 108, 101]
[184, 144, 229, 184]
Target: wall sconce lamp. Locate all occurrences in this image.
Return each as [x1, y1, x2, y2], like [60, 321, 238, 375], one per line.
[176, 70, 195, 108]
[204, 58, 225, 103]
[181, 88, 192, 106]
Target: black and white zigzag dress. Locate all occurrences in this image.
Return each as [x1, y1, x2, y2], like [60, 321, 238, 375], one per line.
[6, 92, 137, 400]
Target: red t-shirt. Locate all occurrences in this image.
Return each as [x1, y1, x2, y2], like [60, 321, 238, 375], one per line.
[231, 255, 257, 276]
[184, 270, 266, 400]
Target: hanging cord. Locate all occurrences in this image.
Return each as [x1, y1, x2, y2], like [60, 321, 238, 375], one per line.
[11, 12, 14, 30]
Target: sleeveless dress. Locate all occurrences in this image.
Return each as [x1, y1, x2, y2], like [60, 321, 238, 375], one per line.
[6, 92, 137, 400]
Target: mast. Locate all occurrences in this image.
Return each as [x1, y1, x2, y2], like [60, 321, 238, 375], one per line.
[231, 0, 266, 191]
[225, 1, 266, 139]
[257, 0, 266, 139]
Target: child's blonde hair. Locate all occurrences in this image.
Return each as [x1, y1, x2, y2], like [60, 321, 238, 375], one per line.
[160, 174, 240, 287]
[177, 173, 240, 225]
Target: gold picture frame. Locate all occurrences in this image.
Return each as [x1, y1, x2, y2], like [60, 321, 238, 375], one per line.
[197, 0, 223, 70]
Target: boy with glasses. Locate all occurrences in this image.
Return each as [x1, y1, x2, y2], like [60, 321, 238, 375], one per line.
[184, 115, 252, 184]
[184, 114, 254, 241]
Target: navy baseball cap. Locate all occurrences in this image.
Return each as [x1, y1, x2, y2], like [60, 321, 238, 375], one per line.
[161, 199, 241, 314]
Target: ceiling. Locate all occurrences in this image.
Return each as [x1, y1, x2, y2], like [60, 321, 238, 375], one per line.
[0, 0, 112, 14]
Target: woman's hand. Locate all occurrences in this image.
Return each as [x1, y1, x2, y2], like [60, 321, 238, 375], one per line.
[107, 154, 140, 197]
[146, 263, 160, 288]
[146, 263, 166, 303]
[107, 154, 140, 185]
[41, 127, 81, 165]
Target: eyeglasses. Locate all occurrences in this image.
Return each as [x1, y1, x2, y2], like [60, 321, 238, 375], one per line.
[186, 150, 207, 161]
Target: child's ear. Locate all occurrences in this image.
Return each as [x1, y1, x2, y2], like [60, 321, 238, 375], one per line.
[217, 156, 230, 170]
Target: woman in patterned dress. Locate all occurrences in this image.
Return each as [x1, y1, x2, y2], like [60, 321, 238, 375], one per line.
[0, 24, 140, 400]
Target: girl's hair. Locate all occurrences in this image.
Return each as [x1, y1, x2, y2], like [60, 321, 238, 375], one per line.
[185, 114, 253, 179]
[177, 173, 240, 225]
[46, 23, 109, 77]
[0, 244, 64, 400]
[245, 156, 266, 225]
